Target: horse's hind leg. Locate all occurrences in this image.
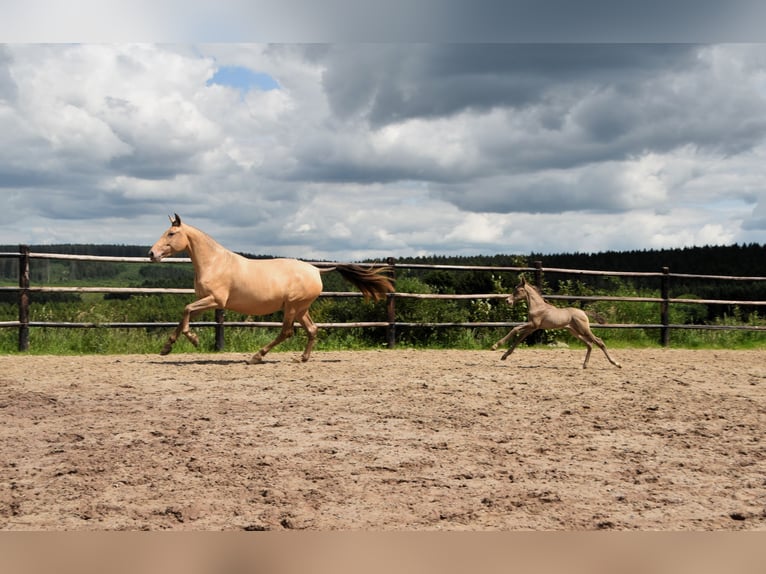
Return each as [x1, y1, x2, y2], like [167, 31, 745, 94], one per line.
[566, 325, 594, 368]
[248, 304, 312, 364]
[297, 311, 318, 362]
[581, 341, 593, 369]
[567, 323, 621, 369]
[593, 335, 621, 368]
[249, 317, 295, 364]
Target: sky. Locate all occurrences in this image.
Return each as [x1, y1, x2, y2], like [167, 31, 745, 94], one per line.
[3, 2, 766, 260]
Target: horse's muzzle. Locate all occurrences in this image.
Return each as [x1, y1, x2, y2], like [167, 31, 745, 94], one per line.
[148, 249, 163, 263]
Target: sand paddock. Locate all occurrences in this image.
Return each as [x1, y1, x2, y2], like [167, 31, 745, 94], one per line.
[1, 348, 764, 530]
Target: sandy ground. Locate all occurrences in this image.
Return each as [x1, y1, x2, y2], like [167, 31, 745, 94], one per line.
[1, 348, 764, 531]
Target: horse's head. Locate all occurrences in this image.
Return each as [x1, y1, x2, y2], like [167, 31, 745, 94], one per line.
[148, 213, 189, 262]
[508, 277, 529, 306]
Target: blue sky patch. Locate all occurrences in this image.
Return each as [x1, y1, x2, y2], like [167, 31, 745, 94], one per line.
[207, 66, 279, 92]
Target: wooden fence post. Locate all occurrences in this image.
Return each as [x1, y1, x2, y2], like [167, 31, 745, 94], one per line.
[534, 260, 543, 290]
[18, 245, 30, 352]
[660, 266, 670, 347]
[530, 260, 544, 346]
[214, 308, 225, 351]
[386, 257, 396, 349]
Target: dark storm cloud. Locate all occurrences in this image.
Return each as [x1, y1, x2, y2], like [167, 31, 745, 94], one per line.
[309, 43, 766, 177]
[4, 0, 766, 44]
[107, 150, 201, 181]
[318, 44, 699, 128]
[420, 0, 766, 42]
[429, 159, 654, 215]
[0, 167, 61, 189]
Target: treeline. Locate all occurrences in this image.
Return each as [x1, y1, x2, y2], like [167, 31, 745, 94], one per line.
[396, 243, 766, 276]
[3, 241, 764, 271]
[395, 243, 766, 301]
[2, 242, 765, 301]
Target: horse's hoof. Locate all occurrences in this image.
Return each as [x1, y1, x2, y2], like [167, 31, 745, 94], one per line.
[248, 354, 263, 365]
[160, 345, 172, 355]
[490, 344, 498, 351]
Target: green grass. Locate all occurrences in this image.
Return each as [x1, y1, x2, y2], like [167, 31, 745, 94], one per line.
[3, 322, 763, 356]
[2, 283, 765, 354]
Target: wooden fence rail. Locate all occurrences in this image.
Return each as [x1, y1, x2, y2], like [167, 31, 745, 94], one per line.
[2, 247, 766, 352]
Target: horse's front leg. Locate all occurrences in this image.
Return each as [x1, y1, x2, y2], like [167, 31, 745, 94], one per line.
[491, 329, 515, 351]
[500, 323, 536, 360]
[161, 295, 219, 355]
[492, 320, 530, 350]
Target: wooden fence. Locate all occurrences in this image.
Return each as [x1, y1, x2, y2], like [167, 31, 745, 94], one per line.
[2, 246, 766, 352]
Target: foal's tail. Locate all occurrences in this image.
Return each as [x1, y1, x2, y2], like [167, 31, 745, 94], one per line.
[321, 264, 395, 301]
[585, 310, 608, 325]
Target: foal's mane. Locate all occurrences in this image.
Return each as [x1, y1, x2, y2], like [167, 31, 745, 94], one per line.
[518, 276, 542, 295]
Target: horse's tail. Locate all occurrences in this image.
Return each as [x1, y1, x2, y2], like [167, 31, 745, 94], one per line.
[321, 264, 395, 301]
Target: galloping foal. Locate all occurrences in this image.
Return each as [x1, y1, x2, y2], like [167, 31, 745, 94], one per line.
[148, 214, 394, 363]
[491, 277, 621, 369]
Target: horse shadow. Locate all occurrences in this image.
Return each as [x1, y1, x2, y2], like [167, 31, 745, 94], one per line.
[148, 357, 342, 366]
[498, 363, 578, 371]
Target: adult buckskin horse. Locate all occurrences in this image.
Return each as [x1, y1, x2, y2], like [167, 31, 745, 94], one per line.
[148, 214, 394, 363]
[491, 277, 621, 369]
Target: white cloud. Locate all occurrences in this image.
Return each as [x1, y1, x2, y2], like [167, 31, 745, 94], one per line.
[445, 213, 506, 245]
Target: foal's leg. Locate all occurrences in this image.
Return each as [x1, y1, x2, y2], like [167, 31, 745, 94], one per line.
[492, 320, 535, 351]
[566, 324, 594, 368]
[500, 323, 538, 360]
[491, 329, 516, 351]
[567, 322, 621, 369]
[592, 334, 621, 368]
[161, 295, 218, 355]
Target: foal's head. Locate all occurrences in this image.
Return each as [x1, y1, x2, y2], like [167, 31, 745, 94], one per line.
[148, 213, 189, 262]
[508, 277, 531, 306]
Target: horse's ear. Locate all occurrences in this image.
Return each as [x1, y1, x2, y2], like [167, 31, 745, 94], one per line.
[520, 276, 527, 285]
[170, 213, 181, 227]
